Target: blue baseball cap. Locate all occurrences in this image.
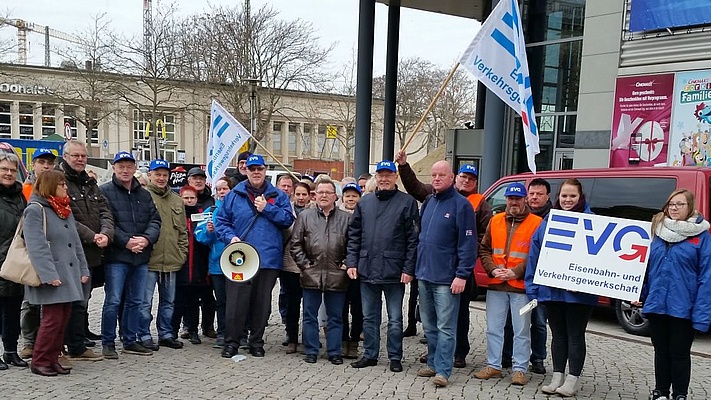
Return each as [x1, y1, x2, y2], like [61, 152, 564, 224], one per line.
[504, 182, 527, 198]
[112, 151, 135, 164]
[149, 159, 170, 171]
[246, 154, 266, 167]
[32, 148, 56, 161]
[342, 182, 362, 196]
[375, 160, 396, 173]
[458, 164, 478, 177]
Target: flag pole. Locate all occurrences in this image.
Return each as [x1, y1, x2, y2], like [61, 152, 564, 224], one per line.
[251, 138, 301, 182]
[399, 62, 460, 153]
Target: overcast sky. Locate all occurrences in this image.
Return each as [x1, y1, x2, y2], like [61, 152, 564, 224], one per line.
[2, 0, 480, 76]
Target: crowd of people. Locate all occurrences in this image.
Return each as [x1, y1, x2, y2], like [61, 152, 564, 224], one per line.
[0, 142, 710, 400]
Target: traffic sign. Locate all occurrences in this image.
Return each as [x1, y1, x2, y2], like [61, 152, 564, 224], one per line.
[64, 122, 72, 141]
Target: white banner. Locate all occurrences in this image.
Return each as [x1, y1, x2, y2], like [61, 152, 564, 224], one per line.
[206, 100, 251, 190]
[459, 0, 540, 173]
[533, 210, 652, 302]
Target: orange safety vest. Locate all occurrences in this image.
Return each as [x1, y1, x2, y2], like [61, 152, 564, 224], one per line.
[488, 212, 542, 289]
[22, 182, 32, 201]
[467, 193, 483, 211]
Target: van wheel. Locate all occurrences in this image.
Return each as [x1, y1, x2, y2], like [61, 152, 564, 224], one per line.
[615, 300, 650, 336]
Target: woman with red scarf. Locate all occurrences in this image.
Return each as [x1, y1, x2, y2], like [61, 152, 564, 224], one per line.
[25, 170, 89, 376]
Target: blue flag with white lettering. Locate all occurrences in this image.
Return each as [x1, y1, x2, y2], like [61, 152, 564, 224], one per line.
[459, 0, 540, 173]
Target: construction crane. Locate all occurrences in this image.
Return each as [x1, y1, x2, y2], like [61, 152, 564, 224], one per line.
[0, 18, 83, 66]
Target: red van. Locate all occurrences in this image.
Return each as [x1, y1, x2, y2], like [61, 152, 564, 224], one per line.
[475, 166, 711, 336]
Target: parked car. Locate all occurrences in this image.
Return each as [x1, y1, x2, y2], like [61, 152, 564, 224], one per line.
[475, 166, 711, 336]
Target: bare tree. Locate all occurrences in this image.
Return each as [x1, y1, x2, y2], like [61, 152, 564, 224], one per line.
[374, 57, 476, 155]
[109, 4, 191, 160]
[0, 10, 16, 64]
[48, 14, 123, 156]
[173, 4, 334, 147]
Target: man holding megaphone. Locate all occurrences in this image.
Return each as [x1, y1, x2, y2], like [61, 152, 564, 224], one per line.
[214, 155, 294, 359]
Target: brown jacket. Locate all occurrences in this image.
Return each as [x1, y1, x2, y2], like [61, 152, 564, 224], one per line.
[290, 206, 350, 292]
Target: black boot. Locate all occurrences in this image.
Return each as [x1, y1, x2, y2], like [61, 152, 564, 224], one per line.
[3, 352, 29, 368]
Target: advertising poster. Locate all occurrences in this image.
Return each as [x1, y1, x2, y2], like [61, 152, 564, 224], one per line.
[668, 70, 711, 167]
[533, 210, 651, 302]
[630, 0, 711, 32]
[609, 74, 674, 167]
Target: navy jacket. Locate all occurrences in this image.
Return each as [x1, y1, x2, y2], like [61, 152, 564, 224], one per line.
[214, 180, 293, 270]
[641, 219, 711, 332]
[415, 184, 477, 285]
[100, 175, 161, 266]
[346, 188, 419, 284]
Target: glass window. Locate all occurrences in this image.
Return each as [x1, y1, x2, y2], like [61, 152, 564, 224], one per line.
[317, 125, 326, 159]
[523, 0, 586, 43]
[0, 102, 10, 138]
[485, 180, 527, 215]
[163, 148, 176, 163]
[288, 123, 298, 156]
[587, 178, 676, 221]
[527, 40, 582, 113]
[556, 114, 576, 148]
[272, 121, 282, 154]
[302, 124, 312, 157]
[19, 103, 34, 140]
[42, 104, 56, 137]
[64, 106, 78, 140]
[133, 110, 176, 143]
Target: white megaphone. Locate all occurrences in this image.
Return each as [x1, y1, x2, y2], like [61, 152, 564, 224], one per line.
[220, 241, 260, 283]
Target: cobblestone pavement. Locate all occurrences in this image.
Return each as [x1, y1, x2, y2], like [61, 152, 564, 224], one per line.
[2, 288, 711, 400]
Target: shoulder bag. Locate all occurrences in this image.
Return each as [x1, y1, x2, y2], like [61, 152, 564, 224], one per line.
[0, 202, 47, 287]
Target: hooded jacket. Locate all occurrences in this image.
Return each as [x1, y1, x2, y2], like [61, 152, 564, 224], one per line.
[57, 160, 114, 268]
[214, 179, 294, 270]
[100, 175, 161, 266]
[146, 183, 188, 273]
[641, 214, 711, 332]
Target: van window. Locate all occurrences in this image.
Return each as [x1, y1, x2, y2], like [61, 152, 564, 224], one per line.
[485, 180, 525, 214]
[587, 177, 676, 222]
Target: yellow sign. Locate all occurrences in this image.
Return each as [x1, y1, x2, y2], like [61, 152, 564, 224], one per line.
[145, 119, 166, 139]
[238, 140, 249, 154]
[326, 125, 338, 139]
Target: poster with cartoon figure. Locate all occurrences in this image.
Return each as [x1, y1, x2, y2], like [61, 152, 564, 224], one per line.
[668, 70, 711, 167]
[609, 74, 674, 167]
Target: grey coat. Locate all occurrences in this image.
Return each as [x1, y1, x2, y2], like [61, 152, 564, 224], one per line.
[24, 196, 89, 305]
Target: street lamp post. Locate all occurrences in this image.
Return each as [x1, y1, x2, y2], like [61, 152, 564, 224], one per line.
[242, 78, 263, 139]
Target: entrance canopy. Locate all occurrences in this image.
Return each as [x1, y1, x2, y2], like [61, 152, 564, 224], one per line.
[375, 0, 485, 21]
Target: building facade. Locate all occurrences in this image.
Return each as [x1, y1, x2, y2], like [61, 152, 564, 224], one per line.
[0, 63, 388, 177]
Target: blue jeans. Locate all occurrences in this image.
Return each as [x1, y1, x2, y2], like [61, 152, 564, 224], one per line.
[418, 281, 460, 378]
[102, 263, 148, 346]
[486, 290, 531, 372]
[138, 271, 177, 342]
[530, 304, 547, 362]
[360, 282, 405, 361]
[302, 289, 345, 356]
